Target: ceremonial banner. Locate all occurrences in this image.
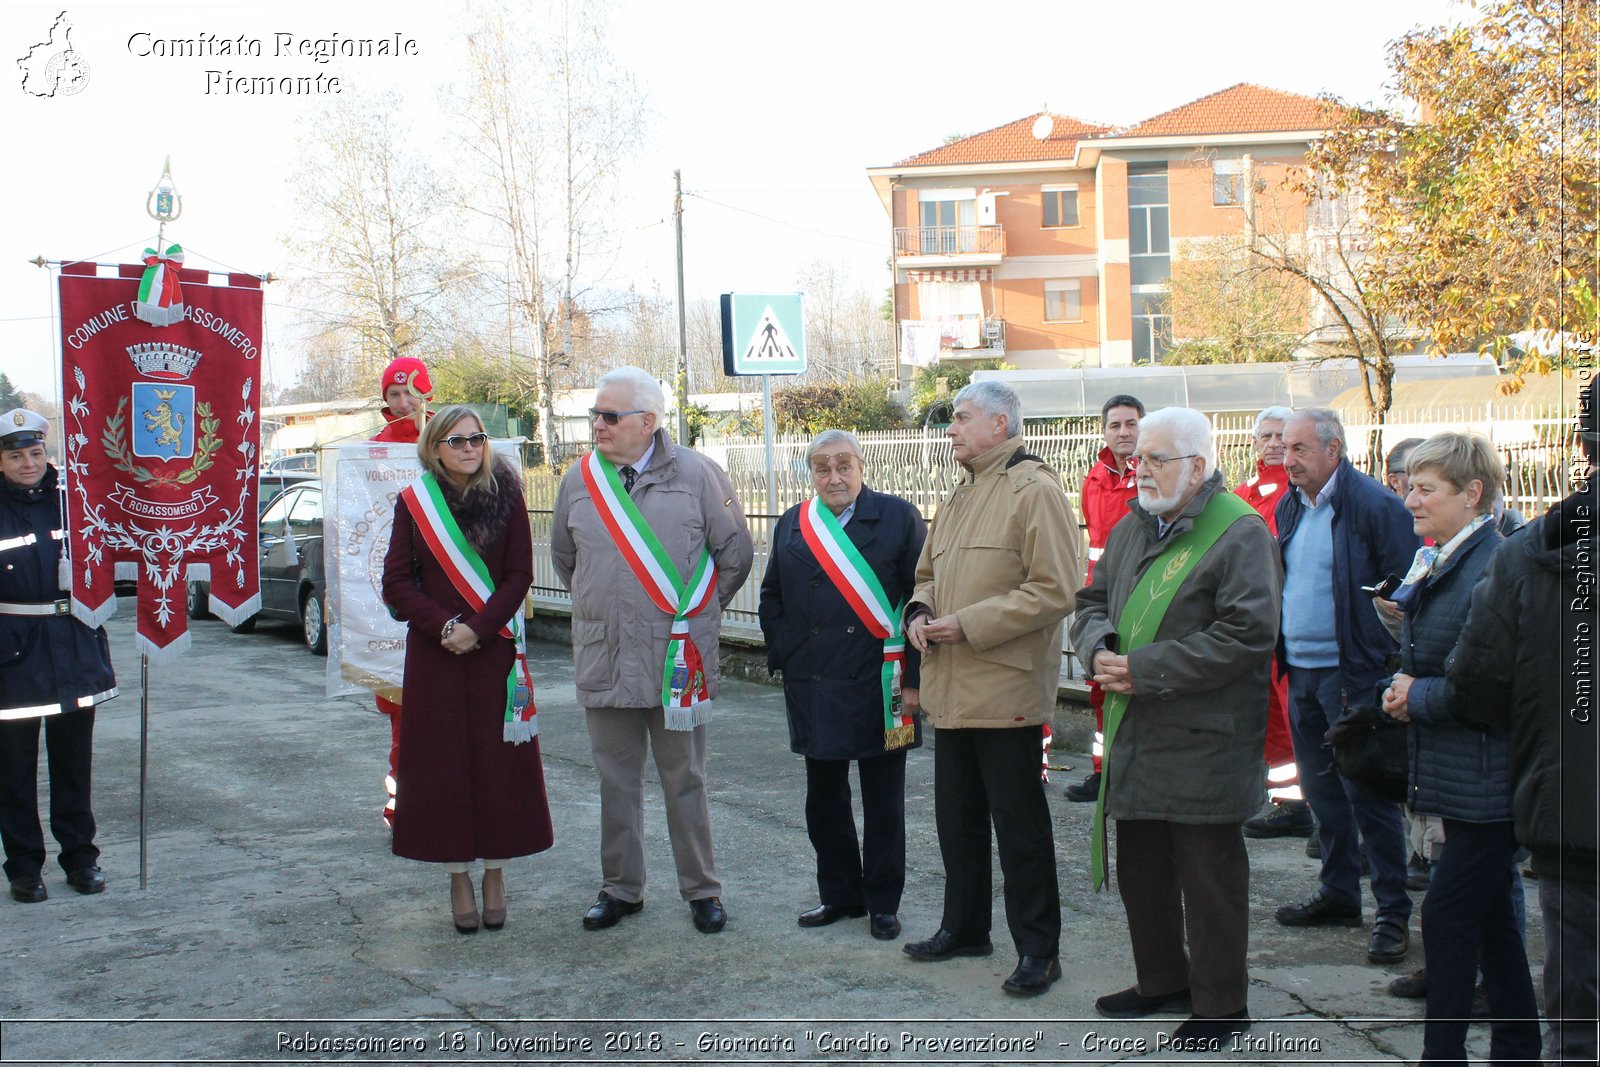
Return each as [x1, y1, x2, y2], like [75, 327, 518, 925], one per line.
[325, 439, 527, 702]
[325, 441, 420, 703]
[58, 262, 263, 660]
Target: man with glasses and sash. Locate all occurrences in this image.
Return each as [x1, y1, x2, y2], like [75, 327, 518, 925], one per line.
[552, 367, 752, 935]
[758, 429, 926, 942]
[1070, 407, 1281, 1051]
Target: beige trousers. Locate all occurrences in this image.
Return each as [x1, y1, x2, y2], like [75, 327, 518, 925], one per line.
[585, 706, 720, 903]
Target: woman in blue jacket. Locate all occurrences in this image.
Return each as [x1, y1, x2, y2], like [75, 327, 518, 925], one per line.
[1380, 432, 1538, 1065]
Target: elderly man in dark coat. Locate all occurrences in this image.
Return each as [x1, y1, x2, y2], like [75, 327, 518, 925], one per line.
[1070, 406, 1281, 1052]
[759, 430, 926, 942]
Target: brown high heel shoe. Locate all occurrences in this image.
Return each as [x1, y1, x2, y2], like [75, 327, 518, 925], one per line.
[481, 868, 506, 930]
[451, 871, 479, 934]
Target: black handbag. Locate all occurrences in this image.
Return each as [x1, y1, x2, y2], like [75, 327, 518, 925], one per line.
[1323, 704, 1408, 803]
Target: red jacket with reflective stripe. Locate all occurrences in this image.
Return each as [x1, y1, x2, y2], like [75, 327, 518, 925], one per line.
[1081, 446, 1138, 582]
[1235, 461, 1289, 535]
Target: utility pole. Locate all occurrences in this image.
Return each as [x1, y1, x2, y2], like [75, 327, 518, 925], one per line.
[673, 170, 690, 443]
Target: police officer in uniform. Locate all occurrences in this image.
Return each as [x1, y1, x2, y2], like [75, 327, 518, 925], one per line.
[0, 408, 117, 902]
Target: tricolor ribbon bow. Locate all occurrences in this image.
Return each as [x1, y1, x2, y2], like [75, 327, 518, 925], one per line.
[133, 243, 186, 327]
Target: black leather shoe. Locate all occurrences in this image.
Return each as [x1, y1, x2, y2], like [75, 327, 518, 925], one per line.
[65, 866, 105, 895]
[1063, 771, 1100, 802]
[690, 896, 726, 933]
[869, 913, 901, 941]
[1367, 919, 1410, 962]
[1274, 889, 1362, 927]
[1387, 967, 1427, 998]
[1169, 1010, 1251, 1051]
[902, 928, 994, 961]
[1242, 802, 1314, 838]
[797, 903, 866, 927]
[9, 875, 46, 904]
[1094, 985, 1194, 1019]
[1002, 955, 1061, 996]
[582, 892, 643, 930]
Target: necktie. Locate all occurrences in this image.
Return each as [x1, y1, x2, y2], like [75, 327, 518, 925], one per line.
[620, 465, 637, 493]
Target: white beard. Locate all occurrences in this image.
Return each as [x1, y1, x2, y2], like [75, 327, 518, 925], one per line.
[1138, 471, 1199, 518]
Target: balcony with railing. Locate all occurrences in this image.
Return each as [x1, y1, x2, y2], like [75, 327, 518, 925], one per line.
[899, 317, 1006, 362]
[893, 225, 1006, 262]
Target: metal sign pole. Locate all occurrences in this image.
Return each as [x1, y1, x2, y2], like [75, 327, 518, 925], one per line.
[139, 652, 149, 890]
[761, 374, 776, 516]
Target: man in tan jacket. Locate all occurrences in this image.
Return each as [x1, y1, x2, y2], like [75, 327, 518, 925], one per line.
[552, 367, 753, 936]
[904, 380, 1079, 996]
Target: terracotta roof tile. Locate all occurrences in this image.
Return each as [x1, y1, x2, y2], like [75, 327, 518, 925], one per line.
[895, 113, 1111, 167]
[1115, 83, 1334, 138]
[890, 85, 1340, 169]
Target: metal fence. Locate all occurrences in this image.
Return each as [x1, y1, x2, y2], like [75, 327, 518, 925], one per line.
[524, 402, 1584, 668]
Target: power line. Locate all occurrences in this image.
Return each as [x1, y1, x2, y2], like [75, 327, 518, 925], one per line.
[682, 192, 886, 249]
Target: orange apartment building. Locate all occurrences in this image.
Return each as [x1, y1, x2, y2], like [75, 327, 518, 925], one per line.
[866, 84, 1338, 372]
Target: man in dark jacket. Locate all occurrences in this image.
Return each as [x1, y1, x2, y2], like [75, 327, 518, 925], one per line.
[1272, 408, 1419, 963]
[0, 408, 118, 903]
[759, 430, 926, 942]
[1447, 379, 1599, 1064]
[1071, 407, 1280, 1050]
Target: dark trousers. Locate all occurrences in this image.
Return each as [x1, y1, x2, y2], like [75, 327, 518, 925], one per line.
[1287, 665, 1411, 923]
[0, 709, 99, 881]
[1117, 820, 1251, 1017]
[1421, 819, 1539, 1065]
[1539, 875, 1599, 1065]
[804, 751, 907, 914]
[933, 724, 1060, 957]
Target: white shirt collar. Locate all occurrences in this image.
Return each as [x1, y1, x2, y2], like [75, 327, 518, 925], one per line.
[1296, 465, 1340, 509]
[626, 439, 657, 475]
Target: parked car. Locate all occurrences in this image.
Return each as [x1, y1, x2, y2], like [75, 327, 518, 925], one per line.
[257, 470, 316, 516]
[186, 480, 328, 655]
[264, 452, 318, 474]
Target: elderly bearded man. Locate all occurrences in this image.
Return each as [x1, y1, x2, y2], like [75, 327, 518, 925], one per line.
[552, 367, 753, 935]
[1070, 407, 1281, 1051]
[902, 380, 1079, 996]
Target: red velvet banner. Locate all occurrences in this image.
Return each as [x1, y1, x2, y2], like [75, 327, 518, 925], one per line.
[58, 263, 263, 660]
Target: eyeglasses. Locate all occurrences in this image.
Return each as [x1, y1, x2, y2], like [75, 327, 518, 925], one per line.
[442, 433, 489, 451]
[590, 408, 647, 425]
[1132, 453, 1199, 472]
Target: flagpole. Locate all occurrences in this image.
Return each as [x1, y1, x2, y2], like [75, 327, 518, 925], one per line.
[139, 652, 149, 890]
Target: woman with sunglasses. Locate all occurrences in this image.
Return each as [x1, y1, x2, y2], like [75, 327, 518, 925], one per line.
[382, 406, 552, 933]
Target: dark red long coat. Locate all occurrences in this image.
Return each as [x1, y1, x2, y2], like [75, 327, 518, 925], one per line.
[381, 474, 552, 863]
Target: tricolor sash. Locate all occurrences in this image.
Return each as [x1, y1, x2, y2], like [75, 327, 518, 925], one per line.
[399, 473, 538, 744]
[797, 498, 914, 750]
[1090, 491, 1255, 890]
[580, 451, 719, 730]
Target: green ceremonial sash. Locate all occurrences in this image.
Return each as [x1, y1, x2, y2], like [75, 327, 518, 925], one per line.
[1090, 490, 1255, 890]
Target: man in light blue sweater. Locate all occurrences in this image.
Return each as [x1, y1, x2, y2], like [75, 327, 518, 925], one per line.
[1271, 409, 1420, 964]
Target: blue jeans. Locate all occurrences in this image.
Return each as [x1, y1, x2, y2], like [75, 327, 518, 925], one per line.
[1421, 819, 1539, 1065]
[1286, 665, 1411, 923]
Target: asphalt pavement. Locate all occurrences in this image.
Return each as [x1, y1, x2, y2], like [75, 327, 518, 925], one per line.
[0, 598, 1543, 1065]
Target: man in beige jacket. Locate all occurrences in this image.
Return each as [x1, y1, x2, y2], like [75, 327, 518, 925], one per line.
[904, 380, 1080, 996]
[552, 367, 753, 936]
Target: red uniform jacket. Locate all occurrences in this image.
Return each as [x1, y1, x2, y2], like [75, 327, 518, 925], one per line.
[371, 407, 425, 444]
[1237, 459, 1295, 772]
[1235, 460, 1289, 534]
[1081, 446, 1138, 582]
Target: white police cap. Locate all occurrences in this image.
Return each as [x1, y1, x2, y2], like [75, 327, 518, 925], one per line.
[0, 408, 49, 450]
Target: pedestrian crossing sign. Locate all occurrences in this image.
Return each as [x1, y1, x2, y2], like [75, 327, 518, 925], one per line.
[721, 292, 806, 376]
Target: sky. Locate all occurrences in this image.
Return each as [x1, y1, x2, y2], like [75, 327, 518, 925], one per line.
[1, 0, 1468, 403]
